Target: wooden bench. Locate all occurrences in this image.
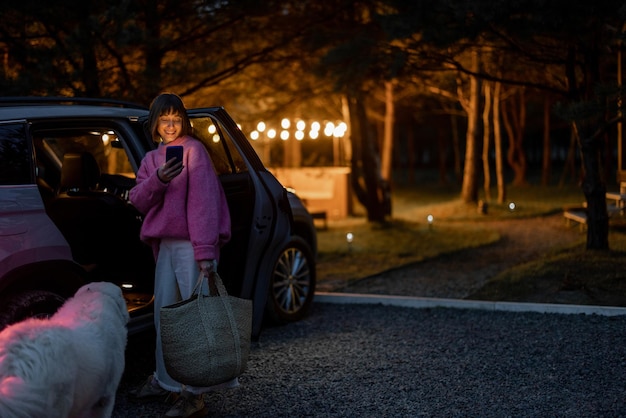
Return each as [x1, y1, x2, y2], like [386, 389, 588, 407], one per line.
[563, 209, 587, 230]
[605, 192, 626, 212]
[563, 202, 622, 231]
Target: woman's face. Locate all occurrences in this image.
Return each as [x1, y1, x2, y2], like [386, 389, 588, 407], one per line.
[158, 111, 183, 143]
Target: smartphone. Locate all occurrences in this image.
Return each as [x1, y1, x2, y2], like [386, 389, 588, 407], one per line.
[166, 145, 183, 163]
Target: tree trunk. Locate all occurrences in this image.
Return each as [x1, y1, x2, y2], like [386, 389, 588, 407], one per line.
[348, 91, 389, 223]
[493, 80, 506, 203]
[482, 82, 492, 201]
[407, 125, 416, 184]
[558, 127, 579, 186]
[501, 88, 528, 186]
[541, 96, 552, 186]
[451, 114, 462, 184]
[460, 49, 480, 203]
[78, 21, 101, 97]
[381, 81, 394, 183]
[341, 95, 352, 163]
[574, 122, 609, 249]
[565, 44, 609, 250]
[437, 125, 449, 185]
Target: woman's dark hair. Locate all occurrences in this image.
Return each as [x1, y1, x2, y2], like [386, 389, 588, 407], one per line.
[148, 93, 193, 142]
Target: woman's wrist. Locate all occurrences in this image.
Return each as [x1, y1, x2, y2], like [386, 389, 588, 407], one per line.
[157, 168, 167, 183]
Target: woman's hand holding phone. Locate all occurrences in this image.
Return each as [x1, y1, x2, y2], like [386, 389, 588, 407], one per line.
[158, 146, 184, 182]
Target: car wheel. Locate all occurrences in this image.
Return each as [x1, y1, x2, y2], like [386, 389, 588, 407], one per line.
[0, 289, 66, 330]
[266, 236, 316, 324]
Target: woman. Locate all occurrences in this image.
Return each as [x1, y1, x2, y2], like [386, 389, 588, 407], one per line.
[129, 93, 233, 418]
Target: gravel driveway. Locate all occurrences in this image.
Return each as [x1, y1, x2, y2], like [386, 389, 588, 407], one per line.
[113, 302, 626, 417]
[112, 213, 626, 417]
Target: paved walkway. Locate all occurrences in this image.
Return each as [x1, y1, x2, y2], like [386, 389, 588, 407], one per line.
[316, 291, 626, 317]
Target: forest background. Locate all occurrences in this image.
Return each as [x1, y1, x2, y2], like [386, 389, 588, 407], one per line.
[2, 0, 626, 250]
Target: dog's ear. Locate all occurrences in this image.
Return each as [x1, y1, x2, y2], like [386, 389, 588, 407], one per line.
[103, 284, 129, 325]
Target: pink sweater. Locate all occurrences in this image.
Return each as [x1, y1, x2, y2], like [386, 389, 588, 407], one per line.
[129, 135, 231, 262]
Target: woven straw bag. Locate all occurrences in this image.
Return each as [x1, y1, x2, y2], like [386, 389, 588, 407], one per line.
[160, 271, 252, 387]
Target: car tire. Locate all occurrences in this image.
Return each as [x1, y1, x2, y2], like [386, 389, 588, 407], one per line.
[265, 236, 316, 324]
[0, 289, 66, 330]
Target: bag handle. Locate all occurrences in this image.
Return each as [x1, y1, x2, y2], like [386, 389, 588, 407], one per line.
[191, 271, 225, 297]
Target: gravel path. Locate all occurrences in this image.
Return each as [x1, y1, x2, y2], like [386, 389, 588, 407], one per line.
[338, 213, 584, 299]
[113, 303, 626, 417]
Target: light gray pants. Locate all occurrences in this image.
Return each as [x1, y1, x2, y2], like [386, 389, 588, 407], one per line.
[153, 238, 238, 394]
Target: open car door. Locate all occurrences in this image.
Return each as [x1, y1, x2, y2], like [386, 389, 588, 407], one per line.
[187, 108, 293, 336]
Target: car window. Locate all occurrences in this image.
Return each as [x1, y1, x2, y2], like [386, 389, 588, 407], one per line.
[191, 116, 248, 175]
[33, 127, 136, 199]
[0, 123, 32, 185]
[36, 131, 132, 173]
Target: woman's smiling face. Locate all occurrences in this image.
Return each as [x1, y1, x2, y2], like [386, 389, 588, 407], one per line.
[158, 111, 183, 143]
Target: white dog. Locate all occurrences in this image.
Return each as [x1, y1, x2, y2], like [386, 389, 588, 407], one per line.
[0, 282, 129, 418]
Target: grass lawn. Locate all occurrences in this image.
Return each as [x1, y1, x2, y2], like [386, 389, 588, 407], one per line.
[315, 181, 626, 304]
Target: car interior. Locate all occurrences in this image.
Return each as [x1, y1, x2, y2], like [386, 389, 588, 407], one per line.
[30, 116, 259, 311]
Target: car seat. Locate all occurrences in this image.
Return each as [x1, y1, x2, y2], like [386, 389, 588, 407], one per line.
[47, 152, 129, 265]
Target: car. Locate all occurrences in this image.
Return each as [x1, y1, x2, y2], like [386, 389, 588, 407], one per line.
[0, 96, 317, 339]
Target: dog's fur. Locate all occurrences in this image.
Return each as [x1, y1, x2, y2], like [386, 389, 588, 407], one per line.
[0, 282, 129, 418]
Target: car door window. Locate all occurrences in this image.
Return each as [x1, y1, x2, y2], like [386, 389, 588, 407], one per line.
[191, 117, 248, 174]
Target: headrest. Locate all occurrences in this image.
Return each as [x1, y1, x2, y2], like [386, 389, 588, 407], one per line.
[59, 152, 101, 191]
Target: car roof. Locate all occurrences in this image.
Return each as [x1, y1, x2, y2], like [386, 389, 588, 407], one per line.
[0, 104, 149, 122]
[0, 97, 228, 123]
